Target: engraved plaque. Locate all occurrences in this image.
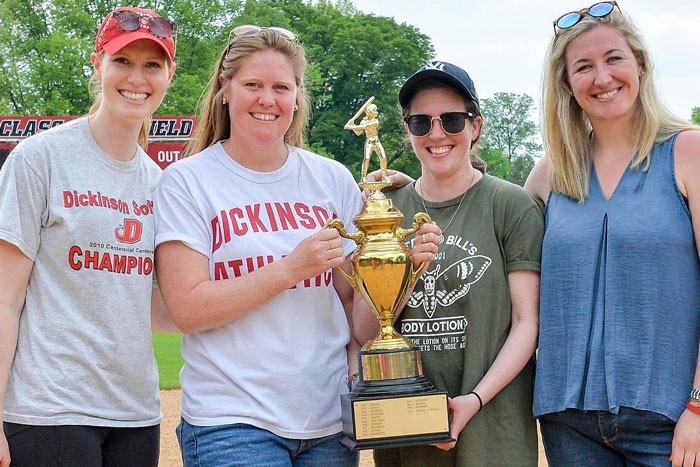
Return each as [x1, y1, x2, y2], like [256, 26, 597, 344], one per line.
[353, 394, 449, 440]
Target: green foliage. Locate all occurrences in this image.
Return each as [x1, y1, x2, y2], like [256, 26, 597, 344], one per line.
[0, 0, 98, 114]
[508, 154, 535, 187]
[692, 106, 700, 125]
[153, 333, 184, 390]
[477, 142, 509, 180]
[481, 92, 540, 162]
[479, 92, 541, 186]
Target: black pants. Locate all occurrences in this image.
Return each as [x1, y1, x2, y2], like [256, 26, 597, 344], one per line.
[3, 422, 159, 467]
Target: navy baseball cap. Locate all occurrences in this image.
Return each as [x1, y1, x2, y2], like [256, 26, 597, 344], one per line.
[399, 60, 479, 107]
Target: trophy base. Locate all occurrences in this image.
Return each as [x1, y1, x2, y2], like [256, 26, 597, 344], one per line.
[340, 375, 454, 451]
[340, 431, 454, 451]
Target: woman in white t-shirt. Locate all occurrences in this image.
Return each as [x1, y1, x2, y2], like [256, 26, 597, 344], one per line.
[0, 7, 176, 467]
[153, 25, 434, 467]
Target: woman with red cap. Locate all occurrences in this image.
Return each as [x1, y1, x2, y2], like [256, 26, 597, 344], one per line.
[0, 7, 176, 467]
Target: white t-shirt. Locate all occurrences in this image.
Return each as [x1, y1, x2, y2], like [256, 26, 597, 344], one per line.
[154, 142, 362, 438]
[0, 117, 162, 427]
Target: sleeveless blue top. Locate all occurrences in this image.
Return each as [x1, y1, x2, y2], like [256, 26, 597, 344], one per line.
[534, 134, 700, 421]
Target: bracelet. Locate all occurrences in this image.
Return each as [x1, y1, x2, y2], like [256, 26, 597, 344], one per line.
[468, 391, 483, 411]
[686, 402, 700, 416]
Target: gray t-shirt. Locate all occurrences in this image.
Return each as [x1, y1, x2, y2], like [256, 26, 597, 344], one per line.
[0, 117, 161, 427]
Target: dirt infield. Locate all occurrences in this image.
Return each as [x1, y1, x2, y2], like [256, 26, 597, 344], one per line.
[159, 389, 182, 467]
[159, 389, 547, 467]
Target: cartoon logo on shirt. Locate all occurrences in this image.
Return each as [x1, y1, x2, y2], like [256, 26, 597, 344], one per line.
[114, 218, 143, 244]
[407, 255, 492, 318]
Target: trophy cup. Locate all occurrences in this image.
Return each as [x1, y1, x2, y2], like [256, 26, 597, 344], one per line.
[327, 97, 453, 450]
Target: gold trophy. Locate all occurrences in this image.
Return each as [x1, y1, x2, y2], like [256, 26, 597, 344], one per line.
[327, 97, 453, 450]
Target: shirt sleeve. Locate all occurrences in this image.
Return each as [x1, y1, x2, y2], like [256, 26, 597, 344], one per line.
[335, 166, 363, 257]
[0, 147, 47, 260]
[153, 168, 211, 258]
[501, 193, 545, 273]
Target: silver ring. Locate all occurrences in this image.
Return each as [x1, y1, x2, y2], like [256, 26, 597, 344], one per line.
[421, 234, 427, 243]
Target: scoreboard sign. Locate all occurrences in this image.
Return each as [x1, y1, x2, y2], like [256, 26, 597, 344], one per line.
[0, 116, 195, 170]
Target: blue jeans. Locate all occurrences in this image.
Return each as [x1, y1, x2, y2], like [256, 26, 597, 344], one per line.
[539, 407, 674, 467]
[176, 419, 358, 467]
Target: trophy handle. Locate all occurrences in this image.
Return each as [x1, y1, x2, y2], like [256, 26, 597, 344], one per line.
[409, 260, 429, 287]
[397, 213, 433, 287]
[325, 219, 365, 291]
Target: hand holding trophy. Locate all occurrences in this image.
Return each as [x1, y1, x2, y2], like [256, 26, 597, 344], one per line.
[327, 98, 453, 450]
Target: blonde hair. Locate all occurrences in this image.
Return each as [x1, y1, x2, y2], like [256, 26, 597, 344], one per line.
[542, 9, 696, 201]
[186, 29, 309, 156]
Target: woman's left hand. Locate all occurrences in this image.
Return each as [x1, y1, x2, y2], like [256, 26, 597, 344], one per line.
[410, 223, 441, 268]
[432, 394, 480, 451]
[672, 407, 700, 466]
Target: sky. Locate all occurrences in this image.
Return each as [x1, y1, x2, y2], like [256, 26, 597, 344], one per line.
[350, 0, 700, 121]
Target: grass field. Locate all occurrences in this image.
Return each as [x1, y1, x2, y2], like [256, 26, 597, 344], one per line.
[153, 333, 183, 390]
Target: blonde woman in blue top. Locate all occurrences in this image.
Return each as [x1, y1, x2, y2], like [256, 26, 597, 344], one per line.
[525, 2, 700, 466]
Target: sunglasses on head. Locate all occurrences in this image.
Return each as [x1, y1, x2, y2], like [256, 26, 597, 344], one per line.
[225, 24, 298, 54]
[97, 10, 177, 50]
[553, 1, 619, 34]
[404, 112, 475, 137]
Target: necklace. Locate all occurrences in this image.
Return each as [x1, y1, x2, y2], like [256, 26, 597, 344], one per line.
[417, 169, 477, 241]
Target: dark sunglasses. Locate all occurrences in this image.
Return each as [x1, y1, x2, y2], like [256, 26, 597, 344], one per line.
[97, 10, 177, 50]
[553, 1, 619, 34]
[404, 112, 475, 137]
[225, 25, 298, 54]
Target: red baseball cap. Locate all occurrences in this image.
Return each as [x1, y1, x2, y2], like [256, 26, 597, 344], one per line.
[95, 7, 176, 62]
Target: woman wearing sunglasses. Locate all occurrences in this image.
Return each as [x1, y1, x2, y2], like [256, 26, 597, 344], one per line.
[152, 25, 372, 466]
[353, 61, 544, 467]
[525, 2, 700, 466]
[0, 6, 176, 467]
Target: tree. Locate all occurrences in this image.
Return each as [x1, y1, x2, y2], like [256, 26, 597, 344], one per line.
[479, 92, 541, 186]
[692, 106, 700, 125]
[508, 154, 535, 187]
[0, 0, 99, 115]
[477, 142, 509, 180]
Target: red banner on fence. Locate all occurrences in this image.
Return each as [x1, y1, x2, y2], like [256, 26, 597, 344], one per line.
[0, 116, 195, 170]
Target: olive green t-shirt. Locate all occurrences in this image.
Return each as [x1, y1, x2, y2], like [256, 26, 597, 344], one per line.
[374, 174, 544, 467]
